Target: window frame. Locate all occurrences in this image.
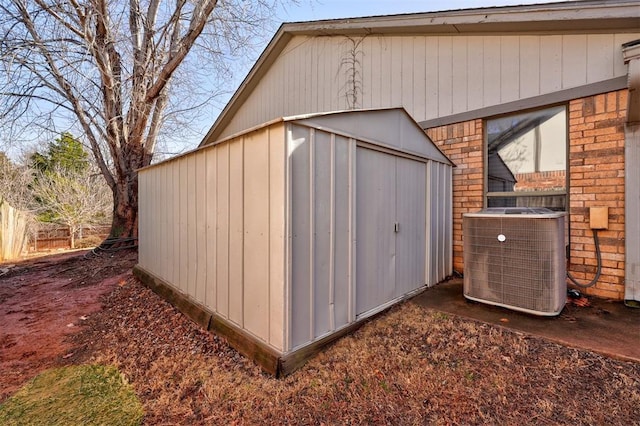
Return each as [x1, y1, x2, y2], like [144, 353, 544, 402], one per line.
[483, 103, 570, 211]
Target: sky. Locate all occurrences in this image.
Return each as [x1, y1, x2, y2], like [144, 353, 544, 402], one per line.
[277, 0, 571, 22]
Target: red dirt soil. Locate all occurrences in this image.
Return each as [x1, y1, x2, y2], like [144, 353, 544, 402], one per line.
[0, 249, 137, 401]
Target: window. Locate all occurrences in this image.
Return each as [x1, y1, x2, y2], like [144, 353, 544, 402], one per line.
[485, 105, 567, 211]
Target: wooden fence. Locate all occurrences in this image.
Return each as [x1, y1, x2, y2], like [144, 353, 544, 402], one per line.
[28, 225, 111, 252]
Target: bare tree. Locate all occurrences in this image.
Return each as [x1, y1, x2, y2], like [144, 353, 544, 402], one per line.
[0, 0, 282, 241]
[31, 165, 111, 248]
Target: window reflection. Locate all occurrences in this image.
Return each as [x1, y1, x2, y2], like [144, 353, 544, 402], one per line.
[486, 106, 567, 211]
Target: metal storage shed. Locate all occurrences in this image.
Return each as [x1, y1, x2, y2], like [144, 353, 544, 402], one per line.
[134, 108, 453, 376]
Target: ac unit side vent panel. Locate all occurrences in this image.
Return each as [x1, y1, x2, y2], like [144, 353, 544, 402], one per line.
[463, 210, 566, 316]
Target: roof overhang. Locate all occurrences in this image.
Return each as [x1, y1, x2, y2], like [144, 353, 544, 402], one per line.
[200, 0, 640, 146]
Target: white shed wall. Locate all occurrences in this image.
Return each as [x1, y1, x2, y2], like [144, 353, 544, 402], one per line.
[218, 33, 639, 140]
[140, 109, 452, 355]
[138, 124, 287, 351]
[288, 124, 355, 350]
[285, 113, 452, 351]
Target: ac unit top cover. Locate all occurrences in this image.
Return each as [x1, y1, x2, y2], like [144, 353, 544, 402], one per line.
[464, 207, 565, 219]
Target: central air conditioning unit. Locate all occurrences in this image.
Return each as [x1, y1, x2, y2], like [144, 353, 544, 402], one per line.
[463, 207, 566, 316]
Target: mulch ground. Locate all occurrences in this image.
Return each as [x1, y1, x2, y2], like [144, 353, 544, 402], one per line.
[2, 250, 639, 425]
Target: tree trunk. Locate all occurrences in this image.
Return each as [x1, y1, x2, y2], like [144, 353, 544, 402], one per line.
[69, 225, 76, 249]
[108, 172, 139, 241]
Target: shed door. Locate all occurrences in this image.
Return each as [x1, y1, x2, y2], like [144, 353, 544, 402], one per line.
[356, 147, 426, 316]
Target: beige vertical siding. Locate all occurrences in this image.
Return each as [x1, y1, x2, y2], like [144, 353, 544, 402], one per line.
[204, 148, 217, 310]
[268, 126, 287, 350]
[243, 128, 271, 340]
[215, 143, 230, 317]
[218, 32, 639, 140]
[140, 109, 452, 353]
[228, 140, 244, 326]
[138, 124, 287, 351]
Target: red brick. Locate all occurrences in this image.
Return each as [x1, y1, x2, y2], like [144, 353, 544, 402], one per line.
[606, 92, 618, 113]
[594, 94, 606, 114]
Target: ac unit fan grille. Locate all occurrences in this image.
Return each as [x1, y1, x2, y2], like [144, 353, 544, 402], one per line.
[463, 214, 566, 316]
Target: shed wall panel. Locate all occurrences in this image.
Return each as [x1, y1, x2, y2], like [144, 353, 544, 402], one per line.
[427, 162, 453, 284]
[205, 148, 217, 310]
[290, 125, 313, 348]
[355, 147, 397, 316]
[159, 166, 169, 283]
[144, 168, 154, 276]
[312, 131, 332, 337]
[178, 158, 189, 295]
[216, 144, 230, 318]
[171, 162, 180, 286]
[332, 135, 353, 329]
[148, 167, 157, 275]
[288, 125, 356, 350]
[187, 155, 197, 298]
[138, 171, 149, 270]
[218, 32, 639, 140]
[228, 140, 244, 326]
[140, 109, 451, 359]
[395, 157, 427, 294]
[139, 127, 287, 351]
[268, 125, 286, 350]
[195, 153, 207, 303]
[157, 168, 164, 278]
[243, 129, 271, 340]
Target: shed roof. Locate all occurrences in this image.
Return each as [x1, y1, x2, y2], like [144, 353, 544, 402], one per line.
[200, 0, 640, 146]
[144, 108, 452, 171]
[288, 108, 453, 165]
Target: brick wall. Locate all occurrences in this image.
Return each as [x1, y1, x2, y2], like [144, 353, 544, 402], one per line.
[425, 89, 627, 300]
[568, 90, 626, 299]
[514, 170, 565, 192]
[426, 120, 484, 273]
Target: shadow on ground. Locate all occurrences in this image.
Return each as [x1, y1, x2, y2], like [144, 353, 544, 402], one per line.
[413, 278, 640, 363]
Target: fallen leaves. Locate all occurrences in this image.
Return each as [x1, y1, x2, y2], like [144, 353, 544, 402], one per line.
[68, 280, 640, 425]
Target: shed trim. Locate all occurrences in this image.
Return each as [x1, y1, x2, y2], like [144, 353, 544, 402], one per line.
[291, 109, 454, 166]
[203, 108, 453, 167]
[355, 140, 431, 164]
[418, 76, 628, 129]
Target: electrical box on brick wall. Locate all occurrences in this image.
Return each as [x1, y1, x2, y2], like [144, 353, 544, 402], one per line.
[590, 207, 609, 230]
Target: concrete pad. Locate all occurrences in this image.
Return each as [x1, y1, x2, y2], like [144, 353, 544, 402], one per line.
[412, 279, 640, 363]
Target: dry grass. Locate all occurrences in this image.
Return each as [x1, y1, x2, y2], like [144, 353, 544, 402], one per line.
[70, 278, 640, 425]
[0, 364, 143, 425]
